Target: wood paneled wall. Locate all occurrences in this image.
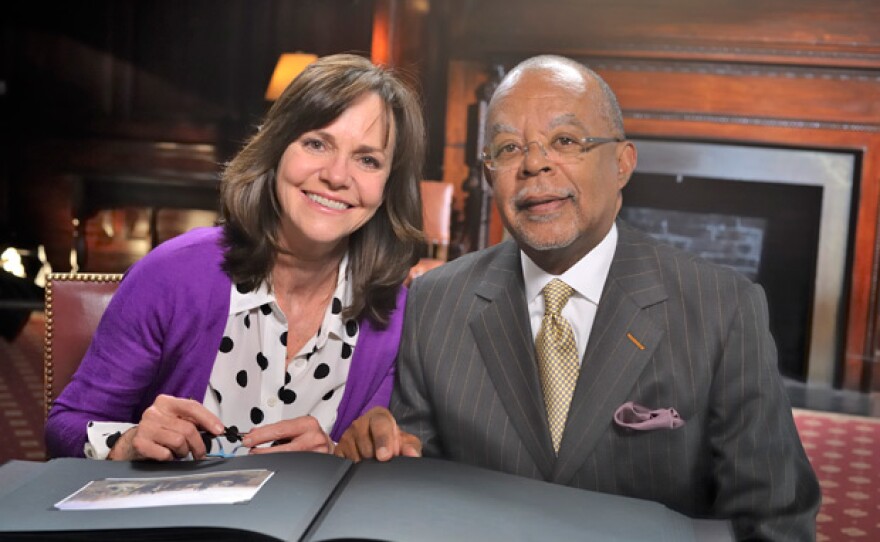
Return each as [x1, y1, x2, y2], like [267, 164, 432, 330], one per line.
[429, 0, 880, 391]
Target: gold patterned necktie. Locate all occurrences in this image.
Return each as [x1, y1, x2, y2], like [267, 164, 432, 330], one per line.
[535, 278, 580, 454]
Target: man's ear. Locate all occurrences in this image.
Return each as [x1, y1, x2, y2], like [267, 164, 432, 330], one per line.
[616, 141, 638, 188]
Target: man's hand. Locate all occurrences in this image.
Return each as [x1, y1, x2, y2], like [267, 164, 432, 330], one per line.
[243, 416, 333, 454]
[108, 394, 224, 461]
[334, 406, 422, 462]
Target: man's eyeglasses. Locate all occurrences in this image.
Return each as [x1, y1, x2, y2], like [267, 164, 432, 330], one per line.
[481, 136, 624, 171]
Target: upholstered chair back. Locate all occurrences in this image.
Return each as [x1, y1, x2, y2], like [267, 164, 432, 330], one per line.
[408, 181, 454, 284]
[44, 273, 123, 419]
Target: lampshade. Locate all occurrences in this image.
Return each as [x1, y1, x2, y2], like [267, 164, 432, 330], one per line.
[265, 53, 318, 101]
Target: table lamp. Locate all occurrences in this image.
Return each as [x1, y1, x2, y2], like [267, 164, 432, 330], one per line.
[265, 53, 318, 101]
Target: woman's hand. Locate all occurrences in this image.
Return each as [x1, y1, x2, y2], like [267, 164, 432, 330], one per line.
[243, 416, 334, 454]
[107, 394, 225, 461]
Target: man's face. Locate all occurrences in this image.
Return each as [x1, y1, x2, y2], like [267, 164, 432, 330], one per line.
[484, 68, 636, 273]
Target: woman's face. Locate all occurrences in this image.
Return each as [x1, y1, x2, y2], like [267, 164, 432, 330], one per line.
[275, 92, 394, 256]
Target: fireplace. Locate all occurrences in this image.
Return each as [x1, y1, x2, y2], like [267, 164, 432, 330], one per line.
[621, 139, 857, 384]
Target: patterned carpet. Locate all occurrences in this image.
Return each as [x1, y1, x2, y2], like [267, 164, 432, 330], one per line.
[793, 408, 880, 540]
[0, 313, 45, 463]
[0, 313, 878, 539]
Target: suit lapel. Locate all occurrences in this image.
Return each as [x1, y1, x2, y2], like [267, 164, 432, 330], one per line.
[552, 223, 668, 484]
[468, 242, 556, 479]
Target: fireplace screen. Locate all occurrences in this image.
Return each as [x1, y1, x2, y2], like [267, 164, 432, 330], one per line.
[622, 140, 856, 385]
[620, 206, 768, 281]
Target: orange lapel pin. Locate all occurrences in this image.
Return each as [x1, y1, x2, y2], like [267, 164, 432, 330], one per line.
[626, 332, 646, 350]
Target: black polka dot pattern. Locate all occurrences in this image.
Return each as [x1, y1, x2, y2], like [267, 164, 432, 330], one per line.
[278, 387, 297, 404]
[314, 363, 330, 379]
[345, 320, 358, 338]
[205, 273, 359, 452]
[219, 336, 234, 353]
[256, 352, 268, 371]
[106, 431, 122, 450]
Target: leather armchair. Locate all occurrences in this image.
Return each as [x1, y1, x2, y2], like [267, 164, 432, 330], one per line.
[43, 273, 123, 419]
[408, 181, 454, 284]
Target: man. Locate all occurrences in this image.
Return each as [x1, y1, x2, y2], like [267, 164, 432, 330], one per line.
[337, 55, 820, 540]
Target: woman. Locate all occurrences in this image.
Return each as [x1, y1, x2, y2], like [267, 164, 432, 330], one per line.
[45, 54, 426, 461]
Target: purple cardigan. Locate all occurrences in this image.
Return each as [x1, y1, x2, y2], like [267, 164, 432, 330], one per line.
[45, 227, 406, 458]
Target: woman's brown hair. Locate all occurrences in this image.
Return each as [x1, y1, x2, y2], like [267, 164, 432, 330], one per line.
[220, 53, 426, 326]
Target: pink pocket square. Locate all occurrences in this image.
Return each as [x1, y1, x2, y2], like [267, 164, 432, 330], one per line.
[613, 401, 685, 430]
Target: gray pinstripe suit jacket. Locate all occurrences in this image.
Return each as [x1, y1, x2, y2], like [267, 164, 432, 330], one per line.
[391, 220, 820, 541]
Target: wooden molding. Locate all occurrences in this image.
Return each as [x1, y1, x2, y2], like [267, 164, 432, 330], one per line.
[626, 111, 880, 133]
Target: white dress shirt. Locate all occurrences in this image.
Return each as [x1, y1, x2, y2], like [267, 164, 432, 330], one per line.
[521, 223, 618, 363]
